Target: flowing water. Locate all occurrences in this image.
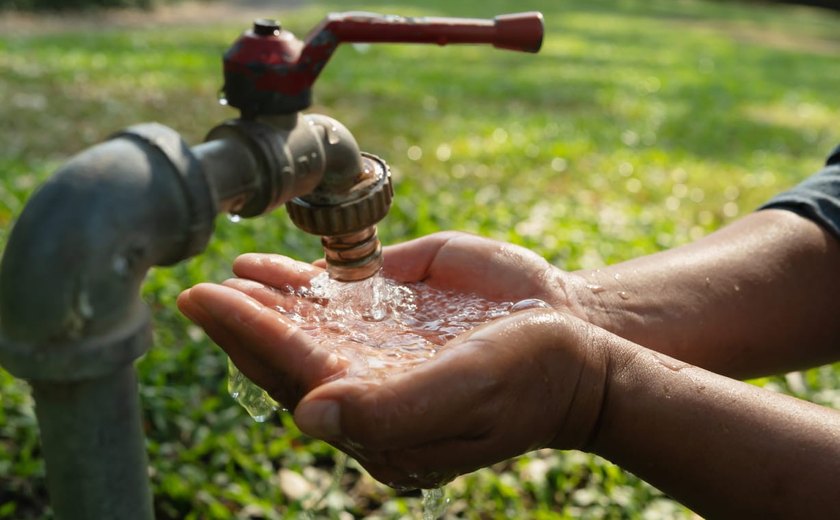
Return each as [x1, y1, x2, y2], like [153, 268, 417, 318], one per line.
[228, 270, 548, 517]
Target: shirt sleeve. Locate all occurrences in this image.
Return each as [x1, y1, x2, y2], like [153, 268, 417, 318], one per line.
[759, 144, 840, 241]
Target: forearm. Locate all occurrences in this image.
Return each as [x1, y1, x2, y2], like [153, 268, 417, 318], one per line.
[589, 338, 840, 518]
[572, 209, 840, 377]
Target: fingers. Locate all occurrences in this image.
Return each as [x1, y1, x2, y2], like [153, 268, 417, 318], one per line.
[177, 283, 347, 408]
[232, 253, 324, 289]
[222, 278, 320, 315]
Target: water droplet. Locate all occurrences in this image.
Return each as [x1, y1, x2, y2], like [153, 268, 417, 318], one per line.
[228, 214, 242, 223]
[586, 284, 606, 294]
[618, 291, 630, 300]
[326, 125, 341, 145]
[510, 298, 551, 312]
[217, 90, 229, 106]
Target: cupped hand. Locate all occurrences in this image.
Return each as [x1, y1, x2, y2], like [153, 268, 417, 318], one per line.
[294, 308, 610, 489]
[177, 231, 608, 488]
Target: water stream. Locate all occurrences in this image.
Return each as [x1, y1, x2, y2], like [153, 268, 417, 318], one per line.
[228, 270, 546, 517]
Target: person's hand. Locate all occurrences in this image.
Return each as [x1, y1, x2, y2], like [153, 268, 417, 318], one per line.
[294, 308, 610, 489]
[177, 231, 609, 488]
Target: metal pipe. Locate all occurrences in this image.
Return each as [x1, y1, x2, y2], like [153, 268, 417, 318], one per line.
[0, 123, 216, 520]
[32, 365, 153, 519]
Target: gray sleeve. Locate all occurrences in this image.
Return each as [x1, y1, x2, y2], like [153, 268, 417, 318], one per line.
[759, 145, 840, 241]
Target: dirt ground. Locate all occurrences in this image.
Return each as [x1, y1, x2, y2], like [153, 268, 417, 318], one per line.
[0, 0, 304, 34]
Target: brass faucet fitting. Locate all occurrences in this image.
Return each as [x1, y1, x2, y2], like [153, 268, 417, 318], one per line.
[286, 153, 392, 281]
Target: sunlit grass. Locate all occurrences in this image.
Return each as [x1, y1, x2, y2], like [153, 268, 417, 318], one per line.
[1, 0, 839, 517]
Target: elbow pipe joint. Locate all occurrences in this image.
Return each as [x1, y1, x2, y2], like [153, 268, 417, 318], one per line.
[286, 114, 392, 236]
[286, 115, 393, 281]
[0, 123, 216, 381]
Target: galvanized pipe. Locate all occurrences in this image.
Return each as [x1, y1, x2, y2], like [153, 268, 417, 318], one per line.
[0, 123, 217, 520]
[32, 365, 154, 519]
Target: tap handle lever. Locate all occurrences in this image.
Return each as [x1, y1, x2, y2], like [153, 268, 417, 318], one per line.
[222, 12, 543, 117]
[306, 12, 543, 53]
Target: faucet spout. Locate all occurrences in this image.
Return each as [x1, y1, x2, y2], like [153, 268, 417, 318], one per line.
[285, 116, 393, 281]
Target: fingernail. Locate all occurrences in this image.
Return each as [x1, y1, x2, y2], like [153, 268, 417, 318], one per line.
[295, 400, 341, 439]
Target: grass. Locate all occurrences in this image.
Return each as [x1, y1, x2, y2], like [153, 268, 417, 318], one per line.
[1, 0, 840, 517]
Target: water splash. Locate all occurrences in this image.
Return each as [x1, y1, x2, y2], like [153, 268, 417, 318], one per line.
[229, 269, 547, 409]
[277, 271, 517, 380]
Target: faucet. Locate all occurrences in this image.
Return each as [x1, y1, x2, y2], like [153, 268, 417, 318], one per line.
[215, 13, 543, 281]
[0, 11, 543, 519]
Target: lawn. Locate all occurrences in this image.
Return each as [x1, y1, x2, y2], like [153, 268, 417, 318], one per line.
[1, 0, 839, 518]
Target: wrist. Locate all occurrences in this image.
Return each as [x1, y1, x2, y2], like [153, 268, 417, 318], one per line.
[539, 314, 615, 452]
[580, 334, 649, 456]
[561, 268, 623, 333]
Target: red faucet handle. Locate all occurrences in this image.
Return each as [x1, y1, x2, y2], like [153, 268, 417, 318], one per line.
[222, 12, 544, 117]
[492, 12, 545, 52]
[309, 11, 544, 53]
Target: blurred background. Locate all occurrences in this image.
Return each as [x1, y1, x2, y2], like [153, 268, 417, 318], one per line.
[1, 0, 838, 518]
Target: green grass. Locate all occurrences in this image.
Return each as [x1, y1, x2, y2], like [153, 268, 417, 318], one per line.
[1, 0, 839, 517]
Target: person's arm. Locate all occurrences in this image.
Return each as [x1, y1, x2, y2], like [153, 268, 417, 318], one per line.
[589, 333, 840, 518]
[178, 228, 840, 517]
[570, 209, 840, 378]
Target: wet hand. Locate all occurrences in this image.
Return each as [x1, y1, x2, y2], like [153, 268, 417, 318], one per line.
[177, 231, 607, 488]
[293, 308, 610, 489]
